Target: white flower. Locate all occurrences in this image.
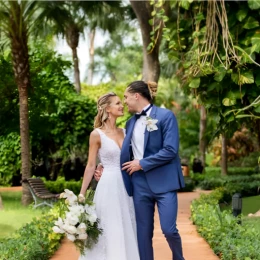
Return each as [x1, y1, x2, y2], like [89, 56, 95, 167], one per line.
[64, 224, 78, 235]
[78, 194, 85, 203]
[84, 204, 96, 215]
[78, 233, 88, 240]
[84, 204, 97, 225]
[67, 233, 76, 242]
[52, 226, 65, 234]
[88, 214, 97, 225]
[68, 204, 85, 217]
[144, 117, 158, 132]
[62, 189, 78, 205]
[65, 212, 79, 226]
[54, 217, 64, 228]
[77, 223, 87, 234]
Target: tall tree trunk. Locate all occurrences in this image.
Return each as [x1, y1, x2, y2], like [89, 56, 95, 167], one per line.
[72, 47, 81, 93]
[9, 1, 32, 205]
[199, 105, 207, 169]
[66, 24, 81, 93]
[130, 1, 167, 82]
[0, 195, 3, 210]
[221, 133, 228, 175]
[87, 28, 95, 86]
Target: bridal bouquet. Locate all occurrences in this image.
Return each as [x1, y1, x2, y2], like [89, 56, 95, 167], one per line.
[52, 189, 102, 254]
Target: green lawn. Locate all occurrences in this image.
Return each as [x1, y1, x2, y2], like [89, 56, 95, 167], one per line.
[220, 195, 260, 231]
[242, 195, 260, 215]
[0, 191, 49, 239]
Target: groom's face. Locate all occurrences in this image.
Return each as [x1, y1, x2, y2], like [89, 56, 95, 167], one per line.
[124, 90, 138, 113]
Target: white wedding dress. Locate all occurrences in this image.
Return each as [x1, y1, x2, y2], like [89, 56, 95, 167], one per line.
[79, 128, 140, 260]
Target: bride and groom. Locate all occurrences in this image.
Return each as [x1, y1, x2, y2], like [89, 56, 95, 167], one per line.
[79, 80, 185, 260]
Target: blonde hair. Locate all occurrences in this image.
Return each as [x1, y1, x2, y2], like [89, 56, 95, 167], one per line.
[94, 92, 117, 128]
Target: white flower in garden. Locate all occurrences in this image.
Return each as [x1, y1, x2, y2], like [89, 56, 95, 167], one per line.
[77, 223, 87, 234]
[67, 234, 76, 242]
[65, 212, 79, 226]
[144, 117, 158, 132]
[52, 226, 65, 234]
[78, 233, 88, 240]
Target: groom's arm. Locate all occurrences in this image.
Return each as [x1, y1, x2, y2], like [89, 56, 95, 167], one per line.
[139, 111, 180, 172]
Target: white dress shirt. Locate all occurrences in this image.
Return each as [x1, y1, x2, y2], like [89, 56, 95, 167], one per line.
[131, 104, 152, 160]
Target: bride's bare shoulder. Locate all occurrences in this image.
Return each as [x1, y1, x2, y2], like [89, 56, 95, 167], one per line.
[90, 129, 102, 142]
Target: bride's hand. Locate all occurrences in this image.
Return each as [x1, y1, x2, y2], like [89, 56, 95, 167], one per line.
[94, 163, 103, 181]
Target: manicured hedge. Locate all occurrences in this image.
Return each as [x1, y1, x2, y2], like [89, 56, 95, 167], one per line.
[198, 174, 260, 197]
[191, 188, 260, 260]
[43, 176, 195, 194]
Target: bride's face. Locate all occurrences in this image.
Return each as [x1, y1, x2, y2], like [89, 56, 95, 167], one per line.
[107, 96, 124, 117]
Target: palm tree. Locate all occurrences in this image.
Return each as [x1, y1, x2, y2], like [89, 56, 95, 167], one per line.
[0, 0, 38, 205]
[39, 1, 123, 91]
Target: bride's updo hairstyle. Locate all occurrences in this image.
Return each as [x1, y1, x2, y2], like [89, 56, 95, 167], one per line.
[126, 80, 158, 102]
[94, 92, 117, 128]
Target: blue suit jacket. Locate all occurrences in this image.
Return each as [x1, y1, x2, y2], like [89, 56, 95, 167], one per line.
[120, 105, 185, 196]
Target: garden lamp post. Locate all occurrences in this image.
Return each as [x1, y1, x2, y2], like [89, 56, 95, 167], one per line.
[232, 193, 242, 224]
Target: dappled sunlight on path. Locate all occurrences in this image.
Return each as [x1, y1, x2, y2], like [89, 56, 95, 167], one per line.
[51, 190, 219, 260]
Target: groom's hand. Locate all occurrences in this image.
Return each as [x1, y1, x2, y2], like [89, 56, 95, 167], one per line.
[122, 160, 142, 175]
[94, 163, 103, 181]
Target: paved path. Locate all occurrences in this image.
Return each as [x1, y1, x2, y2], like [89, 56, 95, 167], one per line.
[51, 190, 219, 260]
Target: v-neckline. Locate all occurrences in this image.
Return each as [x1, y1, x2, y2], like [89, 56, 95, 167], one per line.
[99, 129, 123, 150]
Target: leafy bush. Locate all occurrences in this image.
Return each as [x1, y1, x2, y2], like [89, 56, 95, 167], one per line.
[179, 177, 195, 192]
[43, 177, 82, 194]
[204, 166, 258, 176]
[0, 133, 21, 186]
[44, 176, 195, 194]
[199, 174, 260, 197]
[0, 214, 63, 260]
[191, 189, 260, 260]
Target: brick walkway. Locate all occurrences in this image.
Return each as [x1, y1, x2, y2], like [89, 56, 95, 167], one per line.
[51, 190, 219, 260]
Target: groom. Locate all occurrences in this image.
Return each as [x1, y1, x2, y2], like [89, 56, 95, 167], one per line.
[120, 80, 185, 260]
[95, 80, 185, 260]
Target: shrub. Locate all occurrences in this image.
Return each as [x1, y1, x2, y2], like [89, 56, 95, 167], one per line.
[0, 133, 21, 186]
[179, 177, 195, 192]
[0, 214, 63, 260]
[191, 189, 260, 259]
[43, 177, 82, 194]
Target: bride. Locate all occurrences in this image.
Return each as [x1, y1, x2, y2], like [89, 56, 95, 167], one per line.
[79, 92, 140, 260]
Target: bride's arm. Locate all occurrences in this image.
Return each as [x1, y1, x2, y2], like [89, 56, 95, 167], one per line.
[79, 130, 100, 196]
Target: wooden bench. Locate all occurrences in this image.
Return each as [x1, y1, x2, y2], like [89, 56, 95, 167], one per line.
[23, 178, 60, 208]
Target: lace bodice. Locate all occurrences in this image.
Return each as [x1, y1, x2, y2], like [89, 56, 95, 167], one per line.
[95, 128, 124, 169]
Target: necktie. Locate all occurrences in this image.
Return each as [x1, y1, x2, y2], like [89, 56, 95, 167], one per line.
[135, 104, 153, 119]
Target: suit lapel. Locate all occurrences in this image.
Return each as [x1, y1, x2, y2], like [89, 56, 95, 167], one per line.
[143, 105, 157, 151]
[122, 117, 136, 154]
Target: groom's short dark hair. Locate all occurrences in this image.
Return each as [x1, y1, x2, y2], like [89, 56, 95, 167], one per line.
[127, 80, 158, 102]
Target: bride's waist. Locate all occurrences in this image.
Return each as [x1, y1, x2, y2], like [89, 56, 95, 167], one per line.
[101, 165, 121, 170]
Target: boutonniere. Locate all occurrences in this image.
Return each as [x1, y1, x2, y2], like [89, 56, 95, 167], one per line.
[144, 116, 158, 132]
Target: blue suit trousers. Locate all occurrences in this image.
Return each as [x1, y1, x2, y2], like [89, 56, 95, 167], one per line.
[132, 171, 185, 260]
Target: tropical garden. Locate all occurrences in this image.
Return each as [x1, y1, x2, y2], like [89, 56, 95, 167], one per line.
[0, 0, 259, 259]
